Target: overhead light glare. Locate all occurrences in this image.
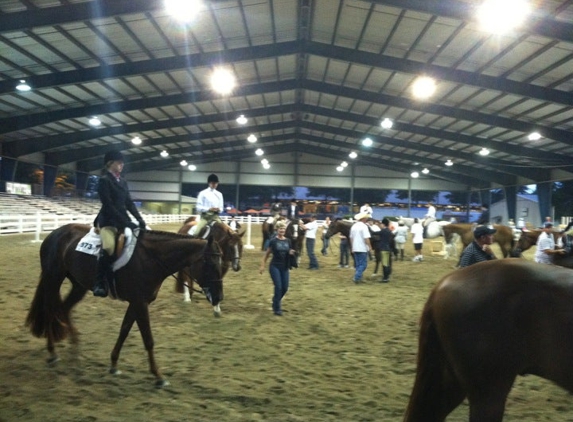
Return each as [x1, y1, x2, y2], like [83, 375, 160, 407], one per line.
[164, 0, 203, 23]
[131, 136, 142, 145]
[349, 151, 357, 159]
[477, 0, 530, 34]
[412, 76, 436, 99]
[336, 166, 344, 172]
[236, 114, 248, 125]
[479, 148, 490, 156]
[445, 159, 453, 166]
[362, 137, 373, 147]
[528, 132, 541, 141]
[188, 164, 197, 171]
[210, 67, 236, 95]
[380, 118, 393, 129]
[160, 150, 169, 158]
[180, 160, 188, 166]
[422, 168, 430, 174]
[16, 80, 31, 92]
[88, 116, 101, 127]
[255, 148, 264, 156]
[411, 171, 420, 178]
[341, 161, 348, 168]
[261, 158, 269, 165]
[247, 134, 257, 143]
[262, 162, 271, 170]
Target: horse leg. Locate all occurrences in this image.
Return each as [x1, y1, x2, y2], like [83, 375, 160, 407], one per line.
[61, 279, 88, 346]
[132, 301, 169, 388]
[372, 249, 381, 276]
[109, 303, 137, 377]
[183, 283, 192, 302]
[467, 380, 514, 422]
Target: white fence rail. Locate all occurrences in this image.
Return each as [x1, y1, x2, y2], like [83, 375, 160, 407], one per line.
[0, 213, 269, 236]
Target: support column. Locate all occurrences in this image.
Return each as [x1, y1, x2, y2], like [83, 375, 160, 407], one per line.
[537, 182, 553, 223]
[504, 185, 517, 225]
[0, 157, 18, 187]
[43, 165, 57, 197]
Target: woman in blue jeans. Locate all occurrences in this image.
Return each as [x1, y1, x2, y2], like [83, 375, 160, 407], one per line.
[259, 220, 295, 316]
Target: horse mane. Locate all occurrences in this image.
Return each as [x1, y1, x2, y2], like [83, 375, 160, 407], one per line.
[146, 229, 201, 240]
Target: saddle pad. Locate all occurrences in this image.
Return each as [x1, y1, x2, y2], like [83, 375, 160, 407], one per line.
[76, 227, 139, 271]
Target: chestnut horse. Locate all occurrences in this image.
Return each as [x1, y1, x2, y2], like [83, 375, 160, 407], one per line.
[405, 259, 573, 421]
[176, 220, 244, 305]
[25, 223, 223, 387]
[442, 223, 514, 259]
[510, 229, 562, 257]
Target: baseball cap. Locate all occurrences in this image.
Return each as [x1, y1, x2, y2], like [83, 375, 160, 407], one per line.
[474, 225, 496, 238]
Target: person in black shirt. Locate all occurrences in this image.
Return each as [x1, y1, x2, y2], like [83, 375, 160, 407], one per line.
[259, 220, 296, 316]
[476, 204, 490, 225]
[459, 225, 497, 268]
[93, 150, 146, 297]
[378, 218, 394, 282]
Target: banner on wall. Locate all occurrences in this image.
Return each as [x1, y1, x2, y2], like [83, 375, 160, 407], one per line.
[6, 182, 32, 195]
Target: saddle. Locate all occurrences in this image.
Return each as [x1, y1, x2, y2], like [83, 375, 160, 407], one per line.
[93, 227, 127, 258]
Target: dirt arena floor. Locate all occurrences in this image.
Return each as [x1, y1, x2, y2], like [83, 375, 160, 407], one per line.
[2, 222, 573, 422]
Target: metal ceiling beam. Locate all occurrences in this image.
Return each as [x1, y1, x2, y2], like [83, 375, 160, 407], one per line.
[363, 0, 573, 43]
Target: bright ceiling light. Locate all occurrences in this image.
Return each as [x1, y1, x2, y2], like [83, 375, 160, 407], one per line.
[188, 164, 197, 171]
[255, 148, 264, 156]
[180, 160, 188, 166]
[411, 171, 420, 178]
[528, 132, 542, 141]
[247, 134, 257, 143]
[164, 0, 203, 23]
[422, 168, 430, 174]
[262, 162, 271, 170]
[362, 137, 373, 147]
[16, 80, 31, 92]
[261, 158, 269, 165]
[336, 166, 344, 172]
[236, 115, 248, 125]
[210, 67, 236, 95]
[445, 159, 453, 166]
[160, 150, 169, 158]
[88, 116, 101, 127]
[412, 76, 436, 99]
[349, 151, 357, 159]
[131, 136, 142, 145]
[479, 148, 490, 156]
[380, 118, 393, 129]
[341, 161, 348, 167]
[477, 0, 530, 34]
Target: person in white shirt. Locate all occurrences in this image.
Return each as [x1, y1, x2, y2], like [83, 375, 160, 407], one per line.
[534, 222, 565, 264]
[320, 216, 331, 256]
[359, 203, 373, 216]
[411, 218, 424, 262]
[393, 220, 409, 261]
[349, 212, 372, 283]
[422, 201, 437, 238]
[194, 173, 224, 235]
[300, 215, 319, 269]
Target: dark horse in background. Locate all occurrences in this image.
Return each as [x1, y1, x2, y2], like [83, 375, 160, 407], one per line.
[25, 224, 223, 388]
[404, 259, 573, 421]
[325, 219, 395, 276]
[442, 223, 514, 259]
[176, 220, 244, 309]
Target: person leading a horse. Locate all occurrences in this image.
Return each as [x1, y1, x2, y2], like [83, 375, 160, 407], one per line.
[93, 150, 147, 297]
[194, 173, 224, 236]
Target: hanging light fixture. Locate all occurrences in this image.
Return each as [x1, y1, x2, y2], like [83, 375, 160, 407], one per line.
[180, 160, 188, 166]
[247, 134, 257, 143]
[411, 171, 420, 178]
[422, 168, 430, 174]
[255, 148, 264, 156]
[445, 159, 453, 166]
[88, 116, 101, 127]
[479, 148, 490, 156]
[188, 164, 197, 171]
[380, 118, 393, 129]
[349, 151, 357, 159]
[16, 80, 31, 92]
[236, 115, 248, 125]
[131, 136, 142, 145]
[160, 150, 169, 158]
[362, 137, 373, 147]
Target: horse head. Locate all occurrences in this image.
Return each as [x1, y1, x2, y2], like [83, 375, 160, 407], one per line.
[197, 236, 224, 311]
[510, 229, 538, 257]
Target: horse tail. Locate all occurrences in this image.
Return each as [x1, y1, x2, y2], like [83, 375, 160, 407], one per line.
[25, 230, 71, 342]
[404, 291, 464, 422]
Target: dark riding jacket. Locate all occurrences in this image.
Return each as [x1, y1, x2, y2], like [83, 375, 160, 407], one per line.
[94, 172, 143, 229]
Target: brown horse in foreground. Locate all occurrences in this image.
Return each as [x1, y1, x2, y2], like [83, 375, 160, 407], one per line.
[176, 221, 244, 307]
[25, 223, 223, 387]
[404, 259, 573, 421]
[442, 223, 514, 258]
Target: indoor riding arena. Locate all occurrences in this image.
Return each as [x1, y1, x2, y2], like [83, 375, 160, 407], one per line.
[1, 223, 572, 422]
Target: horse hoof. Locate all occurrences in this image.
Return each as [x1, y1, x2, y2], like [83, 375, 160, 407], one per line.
[109, 368, 122, 375]
[213, 310, 222, 318]
[155, 379, 170, 389]
[47, 356, 60, 366]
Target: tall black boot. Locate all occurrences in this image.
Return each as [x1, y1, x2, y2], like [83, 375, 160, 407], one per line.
[400, 250, 404, 261]
[93, 251, 113, 297]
